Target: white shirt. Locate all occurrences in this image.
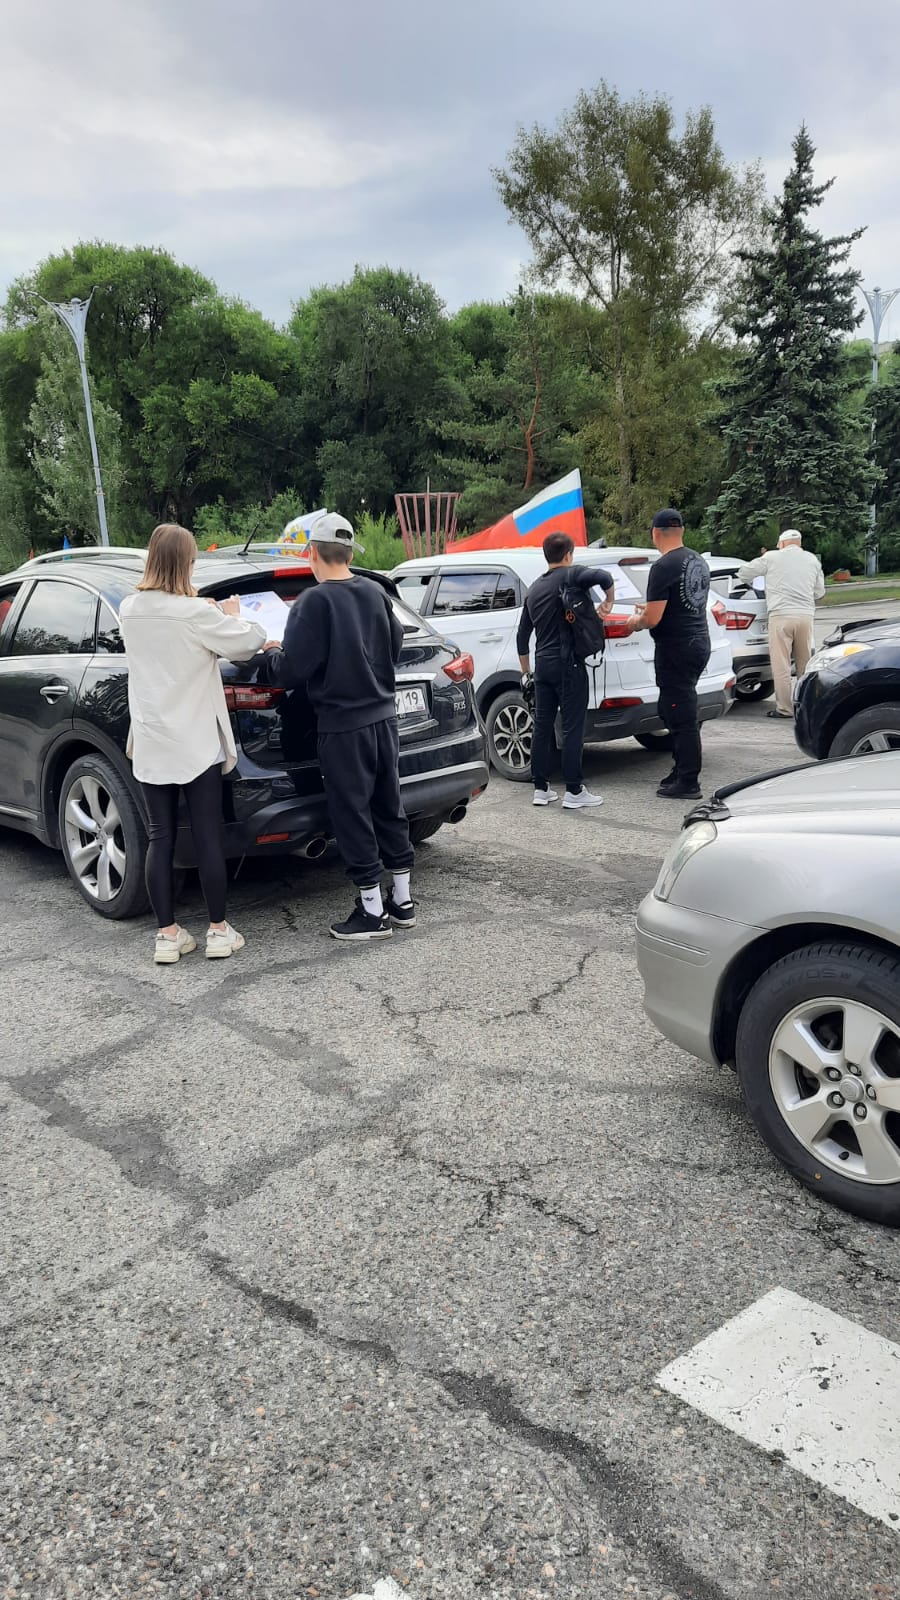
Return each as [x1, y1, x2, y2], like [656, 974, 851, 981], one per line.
[737, 546, 825, 617]
[119, 590, 267, 785]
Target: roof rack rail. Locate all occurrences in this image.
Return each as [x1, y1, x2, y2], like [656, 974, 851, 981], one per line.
[24, 547, 147, 566]
[200, 542, 310, 558]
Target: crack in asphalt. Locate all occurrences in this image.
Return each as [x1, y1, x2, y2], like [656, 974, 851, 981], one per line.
[202, 1252, 730, 1600]
[393, 1141, 601, 1239]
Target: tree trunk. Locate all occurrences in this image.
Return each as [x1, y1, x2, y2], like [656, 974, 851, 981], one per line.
[521, 366, 541, 490]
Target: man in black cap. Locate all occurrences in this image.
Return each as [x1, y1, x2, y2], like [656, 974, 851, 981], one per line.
[625, 509, 710, 800]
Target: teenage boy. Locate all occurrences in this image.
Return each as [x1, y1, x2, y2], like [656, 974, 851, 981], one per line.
[625, 509, 710, 800]
[263, 513, 414, 941]
[516, 532, 615, 809]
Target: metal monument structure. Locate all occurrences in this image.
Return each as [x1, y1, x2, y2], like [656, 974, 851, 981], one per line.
[863, 285, 899, 577]
[394, 480, 460, 558]
[27, 290, 110, 546]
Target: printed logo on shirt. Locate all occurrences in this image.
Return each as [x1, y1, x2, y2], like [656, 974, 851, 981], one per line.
[680, 553, 709, 615]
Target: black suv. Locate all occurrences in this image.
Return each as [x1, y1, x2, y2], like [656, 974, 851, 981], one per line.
[794, 613, 900, 759]
[0, 548, 488, 917]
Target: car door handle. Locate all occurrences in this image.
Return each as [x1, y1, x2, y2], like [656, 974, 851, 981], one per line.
[40, 683, 70, 701]
[479, 633, 504, 643]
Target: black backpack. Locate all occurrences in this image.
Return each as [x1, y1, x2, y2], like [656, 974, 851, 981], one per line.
[559, 581, 606, 663]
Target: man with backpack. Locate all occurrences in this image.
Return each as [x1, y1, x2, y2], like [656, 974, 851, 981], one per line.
[516, 532, 615, 809]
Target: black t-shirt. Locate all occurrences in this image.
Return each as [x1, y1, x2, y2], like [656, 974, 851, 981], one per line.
[646, 547, 710, 645]
[516, 564, 614, 662]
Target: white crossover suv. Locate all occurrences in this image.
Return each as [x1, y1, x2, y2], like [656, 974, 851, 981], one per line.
[390, 547, 735, 781]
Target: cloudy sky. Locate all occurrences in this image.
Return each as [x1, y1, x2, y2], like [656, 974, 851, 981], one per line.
[4, 0, 900, 339]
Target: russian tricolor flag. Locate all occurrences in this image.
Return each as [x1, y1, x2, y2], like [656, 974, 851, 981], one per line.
[449, 469, 587, 553]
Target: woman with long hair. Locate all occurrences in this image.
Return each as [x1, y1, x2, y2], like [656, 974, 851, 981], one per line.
[119, 523, 267, 963]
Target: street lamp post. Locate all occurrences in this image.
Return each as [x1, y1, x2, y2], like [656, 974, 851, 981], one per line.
[863, 285, 899, 577]
[27, 290, 110, 547]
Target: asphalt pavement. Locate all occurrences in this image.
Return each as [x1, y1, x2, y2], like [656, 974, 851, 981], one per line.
[2, 690, 900, 1600]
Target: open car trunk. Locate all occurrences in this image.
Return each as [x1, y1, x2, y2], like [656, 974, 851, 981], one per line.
[195, 564, 460, 785]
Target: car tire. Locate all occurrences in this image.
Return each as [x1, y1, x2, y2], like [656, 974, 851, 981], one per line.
[409, 816, 444, 846]
[634, 731, 675, 752]
[484, 691, 533, 782]
[828, 703, 900, 758]
[735, 679, 774, 702]
[735, 941, 900, 1226]
[58, 753, 150, 920]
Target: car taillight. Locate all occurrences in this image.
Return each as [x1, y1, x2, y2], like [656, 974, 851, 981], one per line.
[223, 684, 285, 711]
[602, 613, 634, 639]
[601, 696, 643, 708]
[712, 600, 754, 631]
[444, 653, 475, 683]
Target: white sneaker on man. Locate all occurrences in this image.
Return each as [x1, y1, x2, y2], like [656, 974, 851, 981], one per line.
[206, 922, 246, 959]
[154, 927, 197, 965]
[533, 787, 559, 807]
[562, 788, 604, 810]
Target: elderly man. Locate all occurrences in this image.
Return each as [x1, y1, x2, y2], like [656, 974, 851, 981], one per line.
[738, 529, 825, 719]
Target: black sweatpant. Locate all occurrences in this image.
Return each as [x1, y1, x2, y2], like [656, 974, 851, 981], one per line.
[532, 656, 589, 794]
[141, 763, 227, 928]
[654, 637, 711, 785]
[318, 717, 415, 887]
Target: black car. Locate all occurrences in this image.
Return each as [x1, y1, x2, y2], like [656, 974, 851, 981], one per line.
[794, 613, 900, 759]
[0, 547, 489, 917]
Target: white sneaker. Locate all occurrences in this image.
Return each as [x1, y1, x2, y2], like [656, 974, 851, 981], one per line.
[206, 922, 246, 959]
[562, 788, 604, 810]
[533, 787, 559, 806]
[154, 927, 197, 965]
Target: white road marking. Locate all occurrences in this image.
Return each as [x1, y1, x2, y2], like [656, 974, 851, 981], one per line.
[657, 1287, 900, 1530]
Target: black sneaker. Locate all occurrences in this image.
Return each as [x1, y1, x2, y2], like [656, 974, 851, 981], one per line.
[329, 898, 392, 942]
[657, 779, 702, 800]
[656, 769, 679, 793]
[385, 893, 417, 929]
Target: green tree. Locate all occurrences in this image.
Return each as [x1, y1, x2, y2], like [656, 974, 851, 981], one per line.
[705, 128, 873, 567]
[289, 266, 465, 517]
[870, 350, 900, 568]
[495, 83, 763, 533]
[27, 315, 125, 543]
[1, 243, 308, 542]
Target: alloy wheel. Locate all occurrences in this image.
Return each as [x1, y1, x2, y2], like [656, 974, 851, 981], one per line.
[63, 774, 128, 904]
[768, 996, 900, 1184]
[849, 729, 900, 754]
[491, 702, 533, 772]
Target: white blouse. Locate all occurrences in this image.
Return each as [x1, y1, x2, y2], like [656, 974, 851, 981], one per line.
[119, 590, 268, 785]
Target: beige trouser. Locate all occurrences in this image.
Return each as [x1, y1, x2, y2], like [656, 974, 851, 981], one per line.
[768, 613, 814, 715]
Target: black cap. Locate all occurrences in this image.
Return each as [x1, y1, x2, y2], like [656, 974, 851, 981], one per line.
[652, 508, 684, 530]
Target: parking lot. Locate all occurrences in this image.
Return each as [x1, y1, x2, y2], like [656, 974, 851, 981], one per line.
[3, 685, 900, 1599]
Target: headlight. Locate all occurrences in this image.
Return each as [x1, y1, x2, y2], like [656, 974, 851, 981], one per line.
[654, 821, 717, 902]
[808, 642, 872, 669]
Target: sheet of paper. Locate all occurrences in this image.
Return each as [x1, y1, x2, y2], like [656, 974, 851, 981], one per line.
[239, 590, 291, 642]
[595, 563, 642, 603]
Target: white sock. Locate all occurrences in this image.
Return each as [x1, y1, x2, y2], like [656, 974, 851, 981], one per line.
[360, 885, 383, 917]
[392, 870, 412, 906]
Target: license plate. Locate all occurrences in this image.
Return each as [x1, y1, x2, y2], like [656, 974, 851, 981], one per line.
[395, 685, 427, 717]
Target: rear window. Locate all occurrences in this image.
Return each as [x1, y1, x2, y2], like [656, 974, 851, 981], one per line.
[432, 572, 500, 615]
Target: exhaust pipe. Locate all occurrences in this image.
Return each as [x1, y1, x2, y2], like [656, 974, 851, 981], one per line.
[448, 804, 468, 825]
[300, 835, 328, 859]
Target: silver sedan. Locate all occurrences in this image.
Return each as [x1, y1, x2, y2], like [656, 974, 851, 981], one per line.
[636, 753, 900, 1226]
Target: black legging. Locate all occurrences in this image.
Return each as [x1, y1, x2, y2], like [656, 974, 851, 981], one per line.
[141, 763, 227, 928]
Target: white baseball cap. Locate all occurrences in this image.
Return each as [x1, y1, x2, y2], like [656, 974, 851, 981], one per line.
[306, 511, 365, 552]
[778, 528, 802, 545]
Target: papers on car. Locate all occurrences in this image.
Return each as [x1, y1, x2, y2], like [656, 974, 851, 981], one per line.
[239, 590, 291, 641]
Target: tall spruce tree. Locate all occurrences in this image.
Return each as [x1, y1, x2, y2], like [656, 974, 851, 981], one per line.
[706, 127, 872, 563]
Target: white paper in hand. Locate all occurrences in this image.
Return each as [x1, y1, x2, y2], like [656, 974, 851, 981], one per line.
[239, 590, 290, 642]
